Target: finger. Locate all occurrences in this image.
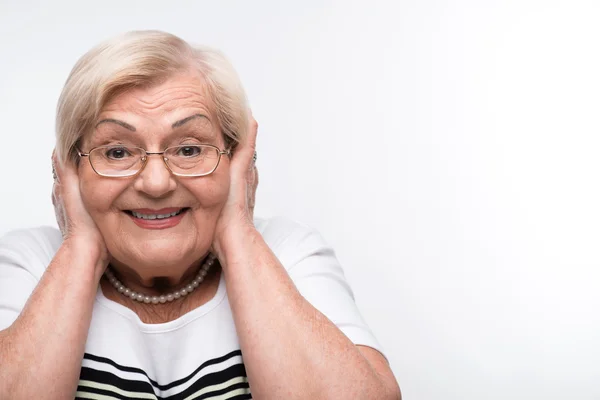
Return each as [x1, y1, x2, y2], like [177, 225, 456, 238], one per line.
[51, 182, 58, 207]
[51, 150, 60, 205]
[247, 166, 258, 209]
[246, 111, 258, 151]
[51, 151, 65, 233]
[51, 183, 66, 236]
[253, 166, 259, 190]
[52, 150, 60, 185]
[231, 112, 258, 173]
[53, 149, 79, 178]
[53, 150, 83, 201]
[247, 165, 258, 189]
[53, 149, 82, 232]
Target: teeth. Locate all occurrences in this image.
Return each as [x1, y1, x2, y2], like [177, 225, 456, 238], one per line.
[131, 209, 183, 220]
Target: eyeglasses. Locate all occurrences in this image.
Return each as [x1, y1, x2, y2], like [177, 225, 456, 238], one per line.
[78, 144, 231, 177]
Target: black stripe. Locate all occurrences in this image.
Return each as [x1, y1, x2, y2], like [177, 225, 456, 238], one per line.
[83, 350, 243, 390]
[226, 395, 253, 400]
[79, 367, 157, 395]
[162, 382, 250, 400]
[193, 381, 250, 400]
[84, 352, 150, 375]
[76, 383, 156, 400]
[164, 363, 249, 400]
[157, 350, 244, 391]
[77, 364, 249, 400]
[76, 382, 251, 400]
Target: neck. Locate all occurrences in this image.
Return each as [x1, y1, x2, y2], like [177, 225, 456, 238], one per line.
[108, 255, 209, 295]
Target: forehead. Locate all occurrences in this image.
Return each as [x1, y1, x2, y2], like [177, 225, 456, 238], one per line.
[98, 73, 216, 127]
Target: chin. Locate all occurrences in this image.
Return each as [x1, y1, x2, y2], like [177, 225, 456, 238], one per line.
[110, 235, 201, 272]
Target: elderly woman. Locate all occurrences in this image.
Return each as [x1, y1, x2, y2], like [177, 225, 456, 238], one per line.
[0, 31, 400, 399]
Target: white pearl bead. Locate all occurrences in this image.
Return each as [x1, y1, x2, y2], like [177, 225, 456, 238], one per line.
[105, 254, 213, 304]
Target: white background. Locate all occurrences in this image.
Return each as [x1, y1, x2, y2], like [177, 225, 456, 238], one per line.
[1, 1, 599, 399]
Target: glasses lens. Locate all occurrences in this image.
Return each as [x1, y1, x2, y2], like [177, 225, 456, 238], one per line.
[165, 145, 220, 176]
[89, 145, 144, 177]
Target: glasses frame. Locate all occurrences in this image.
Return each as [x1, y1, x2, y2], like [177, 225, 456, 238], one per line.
[78, 144, 231, 178]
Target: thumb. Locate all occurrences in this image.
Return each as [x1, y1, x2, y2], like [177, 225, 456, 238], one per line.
[230, 111, 258, 179]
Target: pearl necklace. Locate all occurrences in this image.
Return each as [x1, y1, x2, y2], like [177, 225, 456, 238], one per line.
[104, 253, 216, 304]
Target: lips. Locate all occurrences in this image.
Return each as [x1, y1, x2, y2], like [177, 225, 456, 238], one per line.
[123, 207, 190, 229]
[129, 209, 184, 220]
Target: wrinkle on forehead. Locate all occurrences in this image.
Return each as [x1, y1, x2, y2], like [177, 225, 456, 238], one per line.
[99, 73, 216, 126]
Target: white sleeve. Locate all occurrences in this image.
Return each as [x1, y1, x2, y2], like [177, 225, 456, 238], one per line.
[259, 217, 385, 356]
[0, 227, 62, 331]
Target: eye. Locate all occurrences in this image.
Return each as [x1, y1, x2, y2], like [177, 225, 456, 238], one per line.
[177, 145, 203, 157]
[105, 146, 132, 160]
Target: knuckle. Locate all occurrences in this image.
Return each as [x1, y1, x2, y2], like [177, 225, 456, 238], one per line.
[249, 118, 258, 131]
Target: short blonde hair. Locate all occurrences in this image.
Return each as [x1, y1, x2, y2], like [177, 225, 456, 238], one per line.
[56, 30, 249, 164]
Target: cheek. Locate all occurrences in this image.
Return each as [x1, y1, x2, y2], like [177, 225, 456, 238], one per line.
[189, 173, 230, 211]
[79, 175, 123, 215]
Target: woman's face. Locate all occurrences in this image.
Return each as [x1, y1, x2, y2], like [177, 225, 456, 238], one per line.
[78, 73, 230, 279]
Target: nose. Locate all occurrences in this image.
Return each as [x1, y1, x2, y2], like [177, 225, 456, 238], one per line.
[132, 154, 177, 198]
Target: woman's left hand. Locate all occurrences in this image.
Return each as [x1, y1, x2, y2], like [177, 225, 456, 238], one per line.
[212, 112, 259, 257]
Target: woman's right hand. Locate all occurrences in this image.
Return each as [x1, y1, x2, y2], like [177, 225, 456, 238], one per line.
[51, 151, 109, 272]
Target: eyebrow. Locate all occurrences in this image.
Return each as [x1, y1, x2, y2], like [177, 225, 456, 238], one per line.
[172, 113, 209, 129]
[95, 118, 136, 131]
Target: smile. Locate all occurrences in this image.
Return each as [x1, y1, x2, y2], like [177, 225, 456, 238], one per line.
[130, 209, 184, 220]
[124, 208, 190, 229]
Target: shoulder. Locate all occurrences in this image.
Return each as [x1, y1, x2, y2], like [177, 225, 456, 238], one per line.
[254, 216, 331, 269]
[0, 226, 62, 278]
[254, 216, 323, 248]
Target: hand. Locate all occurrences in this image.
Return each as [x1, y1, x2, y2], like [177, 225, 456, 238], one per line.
[52, 151, 109, 268]
[212, 113, 259, 256]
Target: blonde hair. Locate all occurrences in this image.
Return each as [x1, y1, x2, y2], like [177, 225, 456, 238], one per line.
[55, 30, 249, 164]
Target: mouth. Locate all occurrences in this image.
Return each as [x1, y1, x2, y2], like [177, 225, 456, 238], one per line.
[124, 208, 190, 220]
[123, 207, 191, 229]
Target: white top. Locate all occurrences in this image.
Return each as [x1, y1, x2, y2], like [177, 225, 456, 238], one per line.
[0, 217, 382, 400]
